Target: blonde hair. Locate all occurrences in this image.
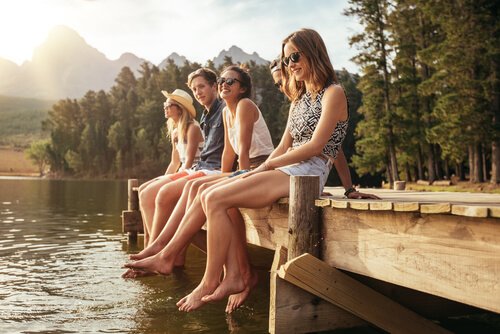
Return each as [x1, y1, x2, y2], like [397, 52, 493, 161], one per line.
[166, 103, 194, 143]
[281, 28, 338, 102]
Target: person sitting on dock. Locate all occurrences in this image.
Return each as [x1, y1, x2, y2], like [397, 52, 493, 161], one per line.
[175, 28, 362, 312]
[137, 69, 225, 248]
[124, 66, 275, 312]
[270, 57, 379, 200]
[137, 89, 204, 246]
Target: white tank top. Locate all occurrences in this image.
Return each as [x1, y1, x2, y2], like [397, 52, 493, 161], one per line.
[224, 107, 274, 158]
[175, 127, 204, 169]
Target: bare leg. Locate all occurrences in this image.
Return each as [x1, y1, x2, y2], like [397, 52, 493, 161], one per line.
[138, 176, 174, 247]
[124, 188, 215, 275]
[178, 170, 290, 311]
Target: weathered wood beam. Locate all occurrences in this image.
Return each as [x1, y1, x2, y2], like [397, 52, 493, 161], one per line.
[278, 253, 451, 334]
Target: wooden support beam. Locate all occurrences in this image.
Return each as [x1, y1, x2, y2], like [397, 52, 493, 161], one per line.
[125, 178, 140, 243]
[278, 253, 451, 334]
[269, 246, 366, 334]
[288, 176, 320, 259]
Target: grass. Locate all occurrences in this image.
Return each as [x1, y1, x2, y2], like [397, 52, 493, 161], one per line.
[0, 147, 39, 176]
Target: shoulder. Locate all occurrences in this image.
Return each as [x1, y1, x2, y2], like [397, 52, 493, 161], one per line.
[322, 84, 347, 118]
[236, 98, 257, 110]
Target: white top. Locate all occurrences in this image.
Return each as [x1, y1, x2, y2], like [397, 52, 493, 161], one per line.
[224, 107, 274, 159]
[176, 134, 204, 169]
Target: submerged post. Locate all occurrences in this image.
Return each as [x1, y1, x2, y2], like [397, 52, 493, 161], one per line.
[288, 175, 321, 259]
[122, 178, 141, 244]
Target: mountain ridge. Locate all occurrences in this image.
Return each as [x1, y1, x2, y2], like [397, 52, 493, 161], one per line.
[0, 25, 269, 100]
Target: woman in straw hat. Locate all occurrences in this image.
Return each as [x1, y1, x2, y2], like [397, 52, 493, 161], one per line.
[137, 88, 203, 247]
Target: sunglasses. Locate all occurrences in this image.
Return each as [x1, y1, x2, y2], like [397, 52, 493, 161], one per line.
[274, 80, 282, 89]
[217, 77, 242, 86]
[282, 51, 302, 67]
[164, 102, 180, 109]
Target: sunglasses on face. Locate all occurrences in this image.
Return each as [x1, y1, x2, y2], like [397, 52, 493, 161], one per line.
[217, 77, 241, 86]
[282, 51, 302, 67]
[164, 102, 180, 109]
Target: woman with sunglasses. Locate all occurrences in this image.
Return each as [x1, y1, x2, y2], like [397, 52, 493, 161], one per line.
[124, 66, 274, 310]
[137, 89, 204, 246]
[174, 28, 358, 312]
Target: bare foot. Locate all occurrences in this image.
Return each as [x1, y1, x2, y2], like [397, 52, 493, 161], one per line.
[201, 275, 245, 304]
[121, 268, 156, 279]
[226, 268, 258, 313]
[129, 242, 163, 260]
[123, 251, 176, 276]
[177, 280, 218, 312]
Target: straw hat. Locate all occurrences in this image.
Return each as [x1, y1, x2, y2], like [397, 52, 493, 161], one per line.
[161, 89, 196, 118]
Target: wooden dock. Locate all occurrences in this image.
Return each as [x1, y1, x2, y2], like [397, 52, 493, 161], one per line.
[122, 178, 500, 333]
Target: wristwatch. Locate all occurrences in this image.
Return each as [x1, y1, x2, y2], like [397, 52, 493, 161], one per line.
[344, 186, 357, 198]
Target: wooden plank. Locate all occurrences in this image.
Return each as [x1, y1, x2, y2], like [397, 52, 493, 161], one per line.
[369, 201, 392, 211]
[315, 198, 331, 207]
[128, 179, 139, 211]
[489, 207, 500, 218]
[420, 203, 451, 214]
[394, 202, 420, 212]
[278, 254, 451, 334]
[240, 204, 289, 250]
[331, 200, 348, 209]
[451, 205, 488, 218]
[348, 201, 369, 210]
[269, 246, 365, 334]
[321, 207, 500, 313]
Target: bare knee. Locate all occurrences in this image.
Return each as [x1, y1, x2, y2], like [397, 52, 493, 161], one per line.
[203, 189, 226, 214]
[155, 186, 177, 206]
[139, 186, 155, 209]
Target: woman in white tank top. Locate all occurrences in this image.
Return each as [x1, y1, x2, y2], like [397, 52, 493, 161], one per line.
[219, 65, 274, 171]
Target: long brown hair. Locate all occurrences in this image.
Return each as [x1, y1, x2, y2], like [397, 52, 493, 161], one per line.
[281, 28, 338, 102]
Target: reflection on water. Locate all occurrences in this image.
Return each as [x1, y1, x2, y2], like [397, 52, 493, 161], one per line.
[0, 177, 272, 333]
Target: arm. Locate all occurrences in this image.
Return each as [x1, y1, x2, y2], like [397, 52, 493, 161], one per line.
[235, 99, 259, 170]
[182, 123, 203, 170]
[221, 108, 237, 172]
[333, 148, 381, 199]
[165, 133, 181, 174]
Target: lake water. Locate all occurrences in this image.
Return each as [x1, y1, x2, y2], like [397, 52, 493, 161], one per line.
[0, 177, 273, 334]
[2, 177, 498, 334]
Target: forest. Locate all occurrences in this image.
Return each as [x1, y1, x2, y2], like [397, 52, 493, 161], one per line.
[27, 0, 499, 186]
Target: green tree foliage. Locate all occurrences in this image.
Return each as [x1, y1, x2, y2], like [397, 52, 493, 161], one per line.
[25, 139, 50, 175]
[346, 0, 500, 184]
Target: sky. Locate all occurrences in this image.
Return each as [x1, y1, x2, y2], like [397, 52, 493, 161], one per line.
[0, 0, 362, 73]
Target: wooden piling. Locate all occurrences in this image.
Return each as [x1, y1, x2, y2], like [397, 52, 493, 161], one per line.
[287, 175, 320, 259]
[122, 178, 142, 243]
[271, 175, 357, 333]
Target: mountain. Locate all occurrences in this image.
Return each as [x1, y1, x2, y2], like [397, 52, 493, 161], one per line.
[0, 26, 149, 99]
[212, 45, 268, 67]
[159, 52, 188, 68]
[0, 26, 269, 100]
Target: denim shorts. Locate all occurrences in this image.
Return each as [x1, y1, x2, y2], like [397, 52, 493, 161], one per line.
[276, 156, 333, 195]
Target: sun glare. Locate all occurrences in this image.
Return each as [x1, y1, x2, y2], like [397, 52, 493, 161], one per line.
[0, 2, 62, 65]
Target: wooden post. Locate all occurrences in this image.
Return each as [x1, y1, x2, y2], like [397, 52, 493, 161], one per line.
[270, 175, 364, 333]
[288, 175, 320, 259]
[126, 179, 139, 243]
[128, 179, 139, 211]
